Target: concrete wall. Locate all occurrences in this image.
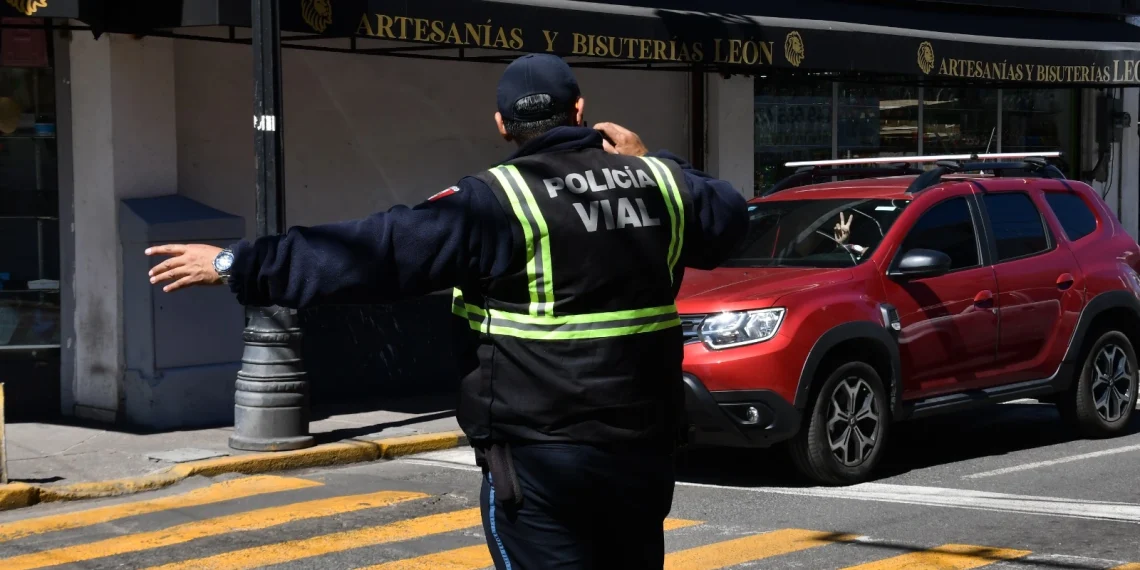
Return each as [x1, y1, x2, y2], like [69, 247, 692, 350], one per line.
[174, 41, 691, 235]
[706, 74, 755, 198]
[66, 33, 178, 422]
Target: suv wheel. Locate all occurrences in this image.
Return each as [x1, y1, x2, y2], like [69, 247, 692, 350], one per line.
[790, 362, 889, 485]
[1059, 330, 1138, 437]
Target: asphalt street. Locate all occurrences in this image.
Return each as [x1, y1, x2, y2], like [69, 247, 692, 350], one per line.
[0, 399, 1137, 569]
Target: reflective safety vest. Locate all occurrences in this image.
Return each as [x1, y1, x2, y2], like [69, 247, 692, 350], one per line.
[453, 148, 693, 449]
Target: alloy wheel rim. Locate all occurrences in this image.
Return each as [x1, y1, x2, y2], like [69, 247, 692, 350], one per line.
[1092, 344, 1134, 423]
[826, 376, 881, 467]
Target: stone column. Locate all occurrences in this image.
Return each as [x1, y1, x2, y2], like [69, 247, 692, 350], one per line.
[65, 32, 177, 422]
[706, 74, 755, 198]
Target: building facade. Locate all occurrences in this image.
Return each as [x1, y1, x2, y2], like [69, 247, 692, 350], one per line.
[2, 0, 1140, 428]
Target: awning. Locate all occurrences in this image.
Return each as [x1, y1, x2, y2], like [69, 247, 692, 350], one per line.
[8, 0, 1140, 86]
[1, 0, 86, 20]
[252, 0, 1140, 86]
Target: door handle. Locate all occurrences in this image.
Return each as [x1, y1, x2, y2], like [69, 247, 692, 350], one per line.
[1057, 273, 1075, 291]
[974, 290, 994, 308]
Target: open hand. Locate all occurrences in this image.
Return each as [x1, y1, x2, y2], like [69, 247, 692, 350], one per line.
[592, 122, 648, 157]
[145, 244, 223, 292]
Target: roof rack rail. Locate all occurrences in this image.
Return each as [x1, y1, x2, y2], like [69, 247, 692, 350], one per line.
[767, 152, 1065, 196]
[762, 164, 923, 197]
[785, 152, 1061, 169]
[903, 157, 1067, 194]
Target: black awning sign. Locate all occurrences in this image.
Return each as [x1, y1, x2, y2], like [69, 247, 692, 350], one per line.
[919, 39, 1140, 84]
[282, 0, 1140, 85]
[350, 11, 793, 68]
[5, 1, 48, 17]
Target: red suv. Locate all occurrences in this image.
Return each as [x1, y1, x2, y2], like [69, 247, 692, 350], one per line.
[677, 155, 1140, 485]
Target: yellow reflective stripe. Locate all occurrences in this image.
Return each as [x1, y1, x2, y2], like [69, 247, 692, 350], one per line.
[658, 158, 686, 269]
[481, 317, 681, 340]
[505, 165, 555, 316]
[641, 157, 685, 279]
[490, 167, 542, 316]
[489, 305, 676, 326]
[451, 289, 484, 321]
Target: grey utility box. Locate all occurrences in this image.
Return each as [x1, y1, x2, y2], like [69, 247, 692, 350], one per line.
[119, 195, 246, 430]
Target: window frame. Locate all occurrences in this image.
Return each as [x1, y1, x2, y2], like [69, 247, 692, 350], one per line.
[888, 193, 988, 277]
[972, 186, 1057, 265]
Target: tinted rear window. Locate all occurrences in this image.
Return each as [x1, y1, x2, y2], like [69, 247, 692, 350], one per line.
[983, 193, 1049, 261]
[1043, 192, 1098, 241]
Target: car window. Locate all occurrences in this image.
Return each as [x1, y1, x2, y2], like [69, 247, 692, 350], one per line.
[983, 193, 1050, 261]
[899, 197, 979, 271]
[1043, 192, 1097, 242]
[724, 198, 910, 268]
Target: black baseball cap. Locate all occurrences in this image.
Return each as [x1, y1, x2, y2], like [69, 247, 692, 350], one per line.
[497, 54, 581, 122]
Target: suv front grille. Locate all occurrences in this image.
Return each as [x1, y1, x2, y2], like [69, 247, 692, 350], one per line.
[679, 314, 705, 344]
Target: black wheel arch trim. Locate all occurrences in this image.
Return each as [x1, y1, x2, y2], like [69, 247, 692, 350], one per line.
[1060, 290, 1140, 379]
[793, 320, 902, 415]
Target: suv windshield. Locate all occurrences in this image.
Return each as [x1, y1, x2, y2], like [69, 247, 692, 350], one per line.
[724, 198, 911, 268]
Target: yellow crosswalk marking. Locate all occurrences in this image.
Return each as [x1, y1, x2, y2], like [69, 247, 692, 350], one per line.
[144, 507, 484, 570]
[354, 518, 702, 570]
[0, 490, 426, 570]
[1111, 564, 1140, 570]
[842, 544, 1031, 570]
[0, 475, 321, 543]
[359, 544, 494, 570]
[663, 517, 703, 531]
[665, 528, 857, 570]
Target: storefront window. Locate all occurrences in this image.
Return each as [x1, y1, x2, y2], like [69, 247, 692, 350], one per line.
[837, 84, 920, 159]
[754, 77, 832, 195]
[754, 75, 1076, 195]
[1002, 88, 1076, 174]
[1, 37, 59, 350]
[922, 87, 1000, 155]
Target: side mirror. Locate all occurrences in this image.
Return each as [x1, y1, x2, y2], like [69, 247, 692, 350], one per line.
[889, 248, 952, 280]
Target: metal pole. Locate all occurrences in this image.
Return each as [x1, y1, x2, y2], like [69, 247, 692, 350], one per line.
[230, 0, 315, 452]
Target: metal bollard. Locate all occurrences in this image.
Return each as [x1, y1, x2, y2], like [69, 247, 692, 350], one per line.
[229, 307, 315, 451]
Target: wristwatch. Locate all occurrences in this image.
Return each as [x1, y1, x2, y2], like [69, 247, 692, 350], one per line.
[213, 248, 235, 284]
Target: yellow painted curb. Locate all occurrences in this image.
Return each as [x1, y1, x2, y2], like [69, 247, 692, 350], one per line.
[0, 431, 467, 512]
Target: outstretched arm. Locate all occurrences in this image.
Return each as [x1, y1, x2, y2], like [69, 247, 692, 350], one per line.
[146, 178, 516, 309]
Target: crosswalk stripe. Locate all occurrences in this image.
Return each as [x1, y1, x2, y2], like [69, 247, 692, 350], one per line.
[0, 475, 321, 543]
[664, 528, 857, 569]
[358, 544, 494, 570]
[0, 490, 426, 570]
[143, 508, 486, 570]
[841, 544, 1032, 569]
[355, 518, 703, 570]
[663, 518, 703, 531]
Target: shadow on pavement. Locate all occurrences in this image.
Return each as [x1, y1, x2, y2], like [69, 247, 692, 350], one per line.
[675, 402, 1140, 488]
[312, 409, 458, 445]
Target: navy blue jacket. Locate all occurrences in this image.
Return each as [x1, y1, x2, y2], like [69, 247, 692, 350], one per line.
[228, 126, 748, 308]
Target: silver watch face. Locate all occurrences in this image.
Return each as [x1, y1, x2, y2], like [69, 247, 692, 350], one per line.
[214, 250, 235, 273]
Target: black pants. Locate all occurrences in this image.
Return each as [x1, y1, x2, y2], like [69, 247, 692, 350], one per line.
[479, 443, 676, 570]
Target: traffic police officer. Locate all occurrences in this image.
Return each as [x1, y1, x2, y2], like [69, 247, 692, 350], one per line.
[145, 54, 747, 569]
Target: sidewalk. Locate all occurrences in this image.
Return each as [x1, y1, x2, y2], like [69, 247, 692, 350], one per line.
[1, 395, 465, 508]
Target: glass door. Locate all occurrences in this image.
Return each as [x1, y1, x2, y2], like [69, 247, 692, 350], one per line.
[1, 24, 60, 419]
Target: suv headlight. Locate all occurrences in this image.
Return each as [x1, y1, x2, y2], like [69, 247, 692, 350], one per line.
[698, 308, 786, 350]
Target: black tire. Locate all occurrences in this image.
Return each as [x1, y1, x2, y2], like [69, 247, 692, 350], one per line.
[1058, 330, 1138, 438]
[790, 362, 890, 485]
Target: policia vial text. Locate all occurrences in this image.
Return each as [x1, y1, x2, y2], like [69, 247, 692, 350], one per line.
[543, 168, 663, 233]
